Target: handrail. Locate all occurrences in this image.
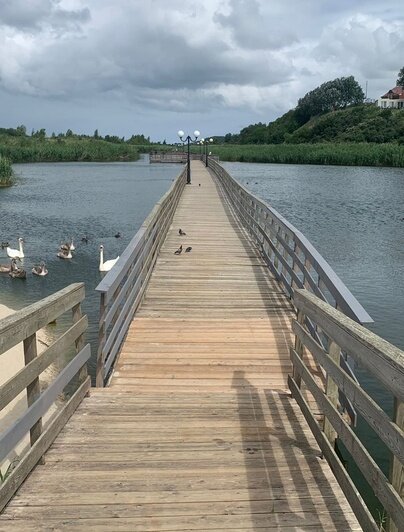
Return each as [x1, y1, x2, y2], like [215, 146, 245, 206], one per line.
[95, 166, 188, 385]
[0, 283, 91, 513]
[208, 158, 372, 324]
[290, 289, 404, 532]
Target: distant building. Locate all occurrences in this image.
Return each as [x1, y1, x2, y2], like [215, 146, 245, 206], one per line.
[377, 86, 404, 109]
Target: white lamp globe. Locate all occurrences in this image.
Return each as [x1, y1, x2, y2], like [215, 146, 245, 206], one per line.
[209, 138, 213, 142]
[194, 130, 200, 138]
[178, 130, 184, 138]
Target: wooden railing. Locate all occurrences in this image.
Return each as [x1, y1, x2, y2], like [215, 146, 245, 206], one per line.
[209, 159, 372, 422]
[209, 159, 371, 323]
[0, 283, 91, 513]
[95, 166, 187, 385]
[290, 289, 404, 532]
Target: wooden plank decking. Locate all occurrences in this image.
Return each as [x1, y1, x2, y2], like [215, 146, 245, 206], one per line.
[0, 161, 361, 530]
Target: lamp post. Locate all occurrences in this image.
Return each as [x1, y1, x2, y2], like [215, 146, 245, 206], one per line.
[177, 130, 200, 184]
[203, 138, 214, 167]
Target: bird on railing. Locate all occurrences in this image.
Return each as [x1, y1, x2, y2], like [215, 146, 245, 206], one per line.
[179, 229, 186, 236]
[185, 247, 192, 253]
[174, 245, 183, 255]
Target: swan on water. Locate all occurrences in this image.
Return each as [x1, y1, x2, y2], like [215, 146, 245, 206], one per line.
[32, 262, 48, 276]
[9, 259, 26, 279]
[7, 238, 24, 259]
[99, 245, 119, 272]
[60, 237, 74, 252]
[57, 248, 72, 259]
[0, 258, 18, 273]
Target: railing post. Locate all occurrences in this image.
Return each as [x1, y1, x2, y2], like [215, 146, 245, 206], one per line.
[388, 398, 404, 532]
[72, 302, 88, 393]
[23, 333, 43, 462]
[293, 309, 305, 388]
[323, 340, 341, 447]
[96, 293, 106, 387]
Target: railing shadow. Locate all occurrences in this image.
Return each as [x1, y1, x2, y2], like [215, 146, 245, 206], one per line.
[232, 370, 354, 530]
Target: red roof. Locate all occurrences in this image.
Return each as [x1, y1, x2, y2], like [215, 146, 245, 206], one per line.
[381, 86, 404, 99]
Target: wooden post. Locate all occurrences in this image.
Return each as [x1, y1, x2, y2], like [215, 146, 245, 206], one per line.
[388, 399, 404, 532]
[293, 309, 305, 388]
[323, 340, 341, 447]
[96, 293, 106, 387]
[72, 302, 88, 392]
[23, 333, 44, 463]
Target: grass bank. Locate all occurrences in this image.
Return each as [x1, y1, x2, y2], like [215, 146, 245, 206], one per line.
[0, 156, 14, 186]
[0, 137, 139, 163]
[207, 143, 404, 167]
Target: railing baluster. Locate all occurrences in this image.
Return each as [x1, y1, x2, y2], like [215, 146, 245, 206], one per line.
[23, 333, 43, 459]
[389, 398, 404, 532]
[323, 340, 341, 447]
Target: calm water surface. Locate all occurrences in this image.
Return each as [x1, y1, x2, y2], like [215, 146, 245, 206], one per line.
[223, 161, 404, 517]
[0, 155, 182, 373]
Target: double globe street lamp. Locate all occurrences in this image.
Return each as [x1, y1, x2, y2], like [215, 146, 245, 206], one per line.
[200, 138, 214, 167]
[178, 130, 200, 184]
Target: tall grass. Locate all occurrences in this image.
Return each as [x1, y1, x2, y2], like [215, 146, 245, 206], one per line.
[208, 143, 404, 167]
[0, 137, 139, 164]
[0, 155, 14, 186]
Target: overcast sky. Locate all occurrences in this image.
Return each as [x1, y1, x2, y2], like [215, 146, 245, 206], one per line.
[0, 0, 403, 141]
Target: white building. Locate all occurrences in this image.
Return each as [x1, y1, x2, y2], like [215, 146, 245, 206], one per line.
[377, 86, 404, 109]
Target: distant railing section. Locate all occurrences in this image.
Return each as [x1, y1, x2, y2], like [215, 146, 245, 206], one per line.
[209, 158, 372, 422]
[290, 289, 404, 532]
[95, 166, 188, 386]
[208, 159, 372, 324]
[0, 283, 91, 513]
[150, 152, 219, 164]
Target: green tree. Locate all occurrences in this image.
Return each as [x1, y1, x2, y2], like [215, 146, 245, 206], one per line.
[66, 129, 73, 137]
[94, 129, 99, 139]
[397, 67, 404, 86]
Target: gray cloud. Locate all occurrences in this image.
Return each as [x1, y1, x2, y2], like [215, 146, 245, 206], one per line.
[0, 0, 403, 139]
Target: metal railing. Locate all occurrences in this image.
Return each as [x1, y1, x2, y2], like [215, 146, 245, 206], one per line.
[95, 166, 187, 385]
[291, 289, 404, 532]
[0, 283, 90, 512]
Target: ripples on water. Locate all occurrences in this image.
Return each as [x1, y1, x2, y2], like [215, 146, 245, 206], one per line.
[0, 155, 182, 375]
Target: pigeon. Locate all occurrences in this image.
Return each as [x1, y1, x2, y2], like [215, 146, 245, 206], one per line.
[185, 247, 192, 253]
[179, 229, 186, 236]
[174, 245, 183, 255]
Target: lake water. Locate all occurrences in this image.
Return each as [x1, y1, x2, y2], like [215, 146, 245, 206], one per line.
[0, 155, 182, 371]
[1, 156, 402, 518]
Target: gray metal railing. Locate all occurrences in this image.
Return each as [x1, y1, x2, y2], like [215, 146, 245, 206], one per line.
[95, 166, 187, 385]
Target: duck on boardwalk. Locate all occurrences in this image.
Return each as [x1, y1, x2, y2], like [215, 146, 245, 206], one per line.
[99, 245, 119, 272]
[174, 245, 183, 255]
[185, 247, 192, 253]
[7, 238, 24, 259]
[32, 262, 48, 276]
[179, 229, 186, 236]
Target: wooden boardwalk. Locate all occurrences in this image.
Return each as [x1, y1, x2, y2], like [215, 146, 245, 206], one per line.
[0, 162, 360, 530]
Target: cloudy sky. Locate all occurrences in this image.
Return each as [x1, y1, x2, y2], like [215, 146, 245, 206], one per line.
[0, 0, 403, 141]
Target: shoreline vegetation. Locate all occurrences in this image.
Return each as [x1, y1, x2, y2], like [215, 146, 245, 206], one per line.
[0, 156, 14, 186]
[201, 142, 404, 167]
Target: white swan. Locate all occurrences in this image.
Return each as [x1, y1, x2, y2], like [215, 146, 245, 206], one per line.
[99, 245, 119, 272]
[7, 238, 24, 259]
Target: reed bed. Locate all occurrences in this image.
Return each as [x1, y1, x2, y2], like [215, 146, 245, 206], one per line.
[0, 138, 139, 163]
[0, 156, 14, 186]
[209, 143, 404, 167]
